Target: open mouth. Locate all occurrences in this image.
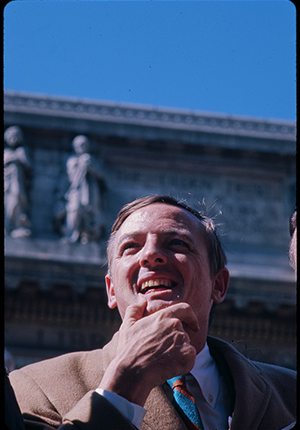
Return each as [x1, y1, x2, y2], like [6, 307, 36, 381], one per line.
[139, 279, 177, 294]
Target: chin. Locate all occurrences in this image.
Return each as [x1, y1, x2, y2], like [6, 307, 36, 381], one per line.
[144, 298, 178, 316]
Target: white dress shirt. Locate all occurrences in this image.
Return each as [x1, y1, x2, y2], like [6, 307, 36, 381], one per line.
[96, 387, 146, 428]
[187, 342, 230, 430]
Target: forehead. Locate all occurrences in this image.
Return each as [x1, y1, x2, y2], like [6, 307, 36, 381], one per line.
[116, 203, 205, 238]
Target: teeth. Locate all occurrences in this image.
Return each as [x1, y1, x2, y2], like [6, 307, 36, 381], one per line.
[140, 279, 173, 292]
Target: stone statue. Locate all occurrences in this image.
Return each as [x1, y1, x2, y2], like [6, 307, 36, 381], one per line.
[64, 135, 106, 243]
[4, 126, 31, 238]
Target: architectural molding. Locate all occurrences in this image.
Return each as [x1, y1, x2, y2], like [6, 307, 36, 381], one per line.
[4, 91, 296, 153]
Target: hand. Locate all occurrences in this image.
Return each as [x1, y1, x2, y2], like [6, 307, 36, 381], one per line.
[79, 153, 91, 166]
[99, 298, 198, 406]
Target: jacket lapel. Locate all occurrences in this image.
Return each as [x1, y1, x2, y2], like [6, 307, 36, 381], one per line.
[142, 385, 187, 430]
[207, 336, 272, 430]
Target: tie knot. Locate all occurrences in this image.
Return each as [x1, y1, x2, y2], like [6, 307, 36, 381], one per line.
[172, 376, 186, 390]
[167, 374, 189, 390]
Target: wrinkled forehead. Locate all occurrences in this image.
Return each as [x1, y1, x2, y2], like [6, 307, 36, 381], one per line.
[116, 203, 206, 241]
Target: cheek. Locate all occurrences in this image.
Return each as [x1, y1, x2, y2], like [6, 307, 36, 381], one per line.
[173, 254, 194, 272]
[184, 264, 214, 303]
[175, 254, 209, 281]
[114, 257, 138, 281]
[112, 284, 134, 320]
[112, 260, 139, 298]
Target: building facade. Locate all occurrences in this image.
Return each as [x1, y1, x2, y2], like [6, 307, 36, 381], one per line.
[4, 91, 296, 370]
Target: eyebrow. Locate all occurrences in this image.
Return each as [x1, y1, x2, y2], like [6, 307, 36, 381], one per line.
[161, 228, 195, 242]
[116, 228, 196, 247]
[116, 232, 143, 245]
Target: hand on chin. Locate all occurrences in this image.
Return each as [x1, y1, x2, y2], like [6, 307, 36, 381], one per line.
[141, 293, 181, 317]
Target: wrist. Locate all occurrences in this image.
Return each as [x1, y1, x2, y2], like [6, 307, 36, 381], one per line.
[99, 357, 153, 407]
[96, 388, 147, 429]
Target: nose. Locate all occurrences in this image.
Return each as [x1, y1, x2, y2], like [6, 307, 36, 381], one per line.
[139, 235, 167, 267]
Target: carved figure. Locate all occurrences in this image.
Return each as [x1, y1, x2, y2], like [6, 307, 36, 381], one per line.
[64, 135, 106, 243]
[4, 126, 31, 238]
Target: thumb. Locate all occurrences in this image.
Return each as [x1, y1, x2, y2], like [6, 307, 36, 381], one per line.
[121, 297, 148, 329]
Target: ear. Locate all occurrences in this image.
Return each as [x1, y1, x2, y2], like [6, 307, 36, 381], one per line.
[211, 268, 229, 304]
[105, 274, 118, 309]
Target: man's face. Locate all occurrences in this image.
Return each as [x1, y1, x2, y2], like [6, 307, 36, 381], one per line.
[106, 203, 228, 334]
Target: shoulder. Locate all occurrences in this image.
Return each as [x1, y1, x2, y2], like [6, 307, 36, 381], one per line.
[10, 332, 120, 397]
[66, 155, 78, 167]
[11, 348, 105, 390]
[207, 335, 296, 382]
[252, 360, 296, 390]
[9, 348, 107, 421]
[9, 333, 120, 422]
[9, 349, 105, 393]
[207, 335, 296, 426]
[253, 362, 296, 427]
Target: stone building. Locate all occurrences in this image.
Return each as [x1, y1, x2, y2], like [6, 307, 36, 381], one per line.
[4, 90, 296, 370]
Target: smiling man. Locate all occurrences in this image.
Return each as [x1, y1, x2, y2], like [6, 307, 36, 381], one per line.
[9, 195, 296, 430]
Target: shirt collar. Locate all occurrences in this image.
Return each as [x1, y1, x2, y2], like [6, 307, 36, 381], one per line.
[189, 342, 220, 408]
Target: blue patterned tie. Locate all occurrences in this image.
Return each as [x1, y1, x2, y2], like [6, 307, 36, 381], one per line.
[167, 375, 204, 430]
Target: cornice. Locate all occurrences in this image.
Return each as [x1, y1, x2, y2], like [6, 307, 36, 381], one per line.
[4, 91, 296, 142]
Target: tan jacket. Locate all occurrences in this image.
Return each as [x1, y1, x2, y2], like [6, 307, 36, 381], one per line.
[9, 335, 296, 430]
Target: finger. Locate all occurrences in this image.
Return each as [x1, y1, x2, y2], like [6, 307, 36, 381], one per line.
[121, 297, 148, 329]
[162, 303, 199, 332]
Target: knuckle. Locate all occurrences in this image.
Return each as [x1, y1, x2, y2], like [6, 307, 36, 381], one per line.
[171, 318, 183, 330]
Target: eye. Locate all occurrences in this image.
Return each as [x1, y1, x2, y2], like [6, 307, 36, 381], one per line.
[168, 239, 190, 250]
[120, 241, 140, 255]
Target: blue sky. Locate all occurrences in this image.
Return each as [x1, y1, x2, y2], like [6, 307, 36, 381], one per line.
[3, 0, 296, 121]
